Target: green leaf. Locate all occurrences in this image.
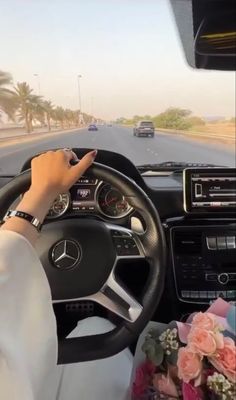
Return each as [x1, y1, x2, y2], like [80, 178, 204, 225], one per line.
[166, 349, 178, 365]
[142, 337, 156, 354]
[142, 338, 164, 366]
[148, 344, 164, 366]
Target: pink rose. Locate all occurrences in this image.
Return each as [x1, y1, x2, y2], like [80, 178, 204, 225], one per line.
[132, 360, 155, 397]
[177, 347, 202, 383]
[192, 312, 217, 331]
[188, 327, 219, 356]
[182, 382, 204, 400]
[209, 337, 236, 383]
[153, 373, 179, 398]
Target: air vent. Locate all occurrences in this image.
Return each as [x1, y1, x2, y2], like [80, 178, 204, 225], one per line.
[173, 230, 202, 255]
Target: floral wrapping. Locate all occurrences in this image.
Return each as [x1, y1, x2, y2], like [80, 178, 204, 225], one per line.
[130, 299, 236, 400]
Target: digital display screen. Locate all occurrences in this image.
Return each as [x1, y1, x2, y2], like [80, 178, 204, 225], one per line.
[184, 168, 236, 213]
[76, 188, 91, 199]
[70, 185, 96, 203]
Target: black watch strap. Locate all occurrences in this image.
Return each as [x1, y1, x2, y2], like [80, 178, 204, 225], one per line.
[3, 210, 42, 232]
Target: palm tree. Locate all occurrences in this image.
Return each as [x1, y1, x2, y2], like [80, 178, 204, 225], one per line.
[31, 103, 45, 127]
[43, 100, 54, 131]
[53, 106, 65, 129]
[13, 82, 42, 133]
[0, 70, 17, 120]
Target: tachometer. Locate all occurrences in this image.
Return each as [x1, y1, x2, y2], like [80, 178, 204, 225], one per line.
[97, 184, 132, 218]
[47, 193, 70, 219]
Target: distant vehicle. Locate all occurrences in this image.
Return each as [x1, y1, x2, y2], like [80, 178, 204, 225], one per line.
[133, 120, 155, 138]
[107, 123, 112, 127]
[88, 124, 98, 131]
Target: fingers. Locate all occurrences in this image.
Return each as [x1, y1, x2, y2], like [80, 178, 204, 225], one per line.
[61, 148, 79, 164]
[68, 150, 97, 182]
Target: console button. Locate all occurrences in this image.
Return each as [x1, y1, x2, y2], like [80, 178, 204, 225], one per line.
[199, 291, 207, 298]
[226, 236, 236, 249]
[227, 290, 236, 299]
[216, 291, 227, 299]
[181, 291, 190, 298]
[207, 291, 216, 299]
[190, 291, 199, 298]
[205, 273, 217, 282]
[216, 237, 227, 250]
[206, 237, 217, 250]
[229, 273, 236, 281]
[218, 273, 229, 285]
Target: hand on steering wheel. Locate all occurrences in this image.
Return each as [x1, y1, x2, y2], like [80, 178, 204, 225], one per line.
[0, 150, 166, 364]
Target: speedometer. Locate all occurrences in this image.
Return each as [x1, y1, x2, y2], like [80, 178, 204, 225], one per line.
[47, 193, 70, 219]
[97, 183, 132, 218]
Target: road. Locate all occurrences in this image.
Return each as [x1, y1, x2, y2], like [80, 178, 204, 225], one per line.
[0, 126, 235, 175]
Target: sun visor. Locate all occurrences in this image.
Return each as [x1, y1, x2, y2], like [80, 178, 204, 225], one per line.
[170, 0, 236, 71]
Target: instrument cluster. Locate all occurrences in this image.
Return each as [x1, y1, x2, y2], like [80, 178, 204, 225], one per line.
[47, 176, 132, 220]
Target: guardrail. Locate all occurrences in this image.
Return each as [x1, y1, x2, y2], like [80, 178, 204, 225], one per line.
[156, 127, 235, 142]
[122, 124, 235, 143]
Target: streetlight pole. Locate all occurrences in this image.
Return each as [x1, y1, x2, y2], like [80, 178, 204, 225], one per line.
[77, 74, 82, 125]
[33, 74, 40, 95]
[91, 96, 94, 119]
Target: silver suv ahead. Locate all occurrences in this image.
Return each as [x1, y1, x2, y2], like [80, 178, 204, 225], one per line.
[133, 120, 155, 138]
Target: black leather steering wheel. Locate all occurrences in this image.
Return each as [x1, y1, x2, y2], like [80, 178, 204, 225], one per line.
[0, 162, 166, 364]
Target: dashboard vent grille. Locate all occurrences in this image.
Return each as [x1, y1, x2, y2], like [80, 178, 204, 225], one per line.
[173, 230, 202, 255]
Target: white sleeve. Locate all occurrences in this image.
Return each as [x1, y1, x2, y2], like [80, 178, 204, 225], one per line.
[0, 230, 57, 400]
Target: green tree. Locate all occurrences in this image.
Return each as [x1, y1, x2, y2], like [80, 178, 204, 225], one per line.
[53, 106, 65, 129]
[31, 103, 46, 127]
[153, 107, 192, 130]
[82, 112, 93, 124]
[13, 82, 42, 132]
[115, 117, 126, 124]
[43, 100, 54, 131]
[0, 70, 17, 120]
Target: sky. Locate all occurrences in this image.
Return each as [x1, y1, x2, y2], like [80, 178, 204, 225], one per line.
[0, 0, 235, 120]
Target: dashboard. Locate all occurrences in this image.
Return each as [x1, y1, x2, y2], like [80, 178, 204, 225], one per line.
[0, 149, 235, 322]
[47, 178, 132, 220]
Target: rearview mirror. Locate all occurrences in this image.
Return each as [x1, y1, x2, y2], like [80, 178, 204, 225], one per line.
[195, 12, 236, 57]
[170, 0, 236, 71]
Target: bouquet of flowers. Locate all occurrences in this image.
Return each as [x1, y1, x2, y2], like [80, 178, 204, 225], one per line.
[131, 299, 236, 400]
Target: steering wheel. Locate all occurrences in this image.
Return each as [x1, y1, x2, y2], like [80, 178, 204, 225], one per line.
[0, 161, 166, 364]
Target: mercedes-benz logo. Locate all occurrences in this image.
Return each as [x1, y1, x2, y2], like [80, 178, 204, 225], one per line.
[51, 240, 81, 270]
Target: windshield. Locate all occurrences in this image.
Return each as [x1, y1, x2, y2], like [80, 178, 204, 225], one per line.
[0, 0, 235, 175]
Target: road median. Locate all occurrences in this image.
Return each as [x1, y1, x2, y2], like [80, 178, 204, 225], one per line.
[0, 127, 82, 148]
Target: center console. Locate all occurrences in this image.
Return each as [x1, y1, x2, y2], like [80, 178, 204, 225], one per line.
[170, 167, 236, 304]
[170, 225, 236, 303]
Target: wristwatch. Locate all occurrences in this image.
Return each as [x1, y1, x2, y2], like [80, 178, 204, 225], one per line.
[3, 210, 42, 232]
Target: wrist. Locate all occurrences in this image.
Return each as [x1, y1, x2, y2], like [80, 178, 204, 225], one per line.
[17, 188, 55, 222]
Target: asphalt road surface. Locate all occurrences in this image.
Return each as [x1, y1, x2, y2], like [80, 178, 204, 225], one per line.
[0, 126, 235, 175]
